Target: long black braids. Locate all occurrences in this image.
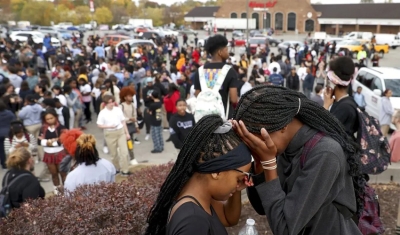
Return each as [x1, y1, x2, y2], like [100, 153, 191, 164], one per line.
[145, 115, 242, 235]
[234, 85, 365, 217]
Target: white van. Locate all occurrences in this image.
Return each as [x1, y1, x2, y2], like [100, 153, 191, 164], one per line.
[344, 32, 373, 40]
[374, 34, 400, 49]
[352, 67, 400, 129]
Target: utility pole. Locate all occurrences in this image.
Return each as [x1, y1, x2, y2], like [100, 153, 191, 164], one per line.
[246, 0, 249, 45]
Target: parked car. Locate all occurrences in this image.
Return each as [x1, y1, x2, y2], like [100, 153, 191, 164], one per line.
[10, 31, 61, 47]
[139, 31, 165, 40]
[248, 37, 267, 54]
[103, 34, 130, 46]
[352, 67, 400, 129]
[135, 27, 148, 33]
[179, 28, 197, 35]
[58, 30, 73, 41]
[112, 39, 157, 54]
[335, 39, 389, 58]
[98, 25, 109, 31]
[278, 41, 304, 55]
[253, 34, 280, 47]
[232, 30, 244, 38]
[228, 38, 246, 47]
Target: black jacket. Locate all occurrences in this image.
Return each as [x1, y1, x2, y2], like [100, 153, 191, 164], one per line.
[2, 169, 45, 209]
[286, 74, 300, 91]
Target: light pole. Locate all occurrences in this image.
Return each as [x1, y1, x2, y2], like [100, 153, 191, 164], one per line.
[246, 0, 249, 45]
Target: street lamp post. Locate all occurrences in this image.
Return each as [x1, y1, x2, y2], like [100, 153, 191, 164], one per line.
[246, 0, 249, 45]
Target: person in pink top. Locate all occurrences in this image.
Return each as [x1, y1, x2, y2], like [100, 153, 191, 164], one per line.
[390, 110, 400, 163]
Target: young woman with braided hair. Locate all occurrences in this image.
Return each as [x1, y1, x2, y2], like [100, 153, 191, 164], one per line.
[233, 85, 365, 235]
[63, 134, 115, 193]
[146, 115, 255, 235]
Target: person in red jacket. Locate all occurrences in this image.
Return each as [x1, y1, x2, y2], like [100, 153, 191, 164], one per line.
[192, 47, 200, 65]
[163, 83, 181, 121]
[163, 83, 180, 142]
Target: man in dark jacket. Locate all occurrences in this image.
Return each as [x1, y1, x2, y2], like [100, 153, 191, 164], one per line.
[303, 67, 315, 99]
[0, 100, 16, 168]
[286, 67, 300, 91]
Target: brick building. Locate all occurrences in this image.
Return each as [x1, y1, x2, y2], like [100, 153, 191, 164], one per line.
[184, 1, 400, 34]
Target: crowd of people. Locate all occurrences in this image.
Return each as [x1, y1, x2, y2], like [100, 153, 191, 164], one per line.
[0, 29, 397, 235]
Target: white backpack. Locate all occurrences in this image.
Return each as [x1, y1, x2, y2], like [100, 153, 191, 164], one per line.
[194, 65, 230, 122]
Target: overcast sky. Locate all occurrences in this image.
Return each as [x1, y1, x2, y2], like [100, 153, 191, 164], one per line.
[138, 0, 399, 6]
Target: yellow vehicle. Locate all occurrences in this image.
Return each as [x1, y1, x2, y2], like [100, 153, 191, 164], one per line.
[336, 40, 389, 58]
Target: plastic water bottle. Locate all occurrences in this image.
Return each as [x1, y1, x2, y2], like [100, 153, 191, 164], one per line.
[238, 218, 259, 235]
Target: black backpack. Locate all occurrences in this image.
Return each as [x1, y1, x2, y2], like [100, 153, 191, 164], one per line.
[0, 173, 30, 217]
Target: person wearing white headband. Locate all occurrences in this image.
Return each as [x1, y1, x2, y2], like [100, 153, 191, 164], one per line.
[323, 56, 358, 139]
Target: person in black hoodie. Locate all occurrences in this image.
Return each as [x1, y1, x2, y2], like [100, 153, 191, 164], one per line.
[169, 99, 195, 149]
[2, 148, 45, 213]
[142, 77, 161, 140]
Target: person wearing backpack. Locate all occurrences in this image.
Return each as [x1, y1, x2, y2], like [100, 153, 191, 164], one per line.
[323, 57, 359, 138]
[193, 35, 238, 122]
[1, 148, 44, 217]
[4, 121, 36, 157]
[233, 85, 365, 235]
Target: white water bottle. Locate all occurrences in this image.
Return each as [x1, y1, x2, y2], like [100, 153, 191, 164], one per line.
[238, 218, 259, 235]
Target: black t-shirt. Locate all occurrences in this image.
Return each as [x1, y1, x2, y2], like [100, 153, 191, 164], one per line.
[149, 101, 162, 126]
[330, 96, 359, 138]
[169, 112, 195, 149]
[166, 202, 228, 235]
[194, 62, 237, 119]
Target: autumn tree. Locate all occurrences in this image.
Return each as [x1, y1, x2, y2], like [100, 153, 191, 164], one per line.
[73, 6, 92, 24]
[94, 6, 112, 24]
[10, 0, 28, 20]
[20, 1, 55, 25]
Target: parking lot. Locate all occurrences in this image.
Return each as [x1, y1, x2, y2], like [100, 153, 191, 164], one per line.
[82, 30, 400, 69]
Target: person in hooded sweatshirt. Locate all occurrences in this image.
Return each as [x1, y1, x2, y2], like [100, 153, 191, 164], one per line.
[18, 94, 43, 144]
[169, 99, 195, 149]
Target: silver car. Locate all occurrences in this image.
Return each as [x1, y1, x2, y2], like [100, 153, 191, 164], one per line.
[278, 41, 304, 55]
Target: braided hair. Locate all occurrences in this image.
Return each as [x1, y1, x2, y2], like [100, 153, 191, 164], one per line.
[234, 85, 365, 216]
[75, 134, 99, 166]
[145, 115, 242, 235]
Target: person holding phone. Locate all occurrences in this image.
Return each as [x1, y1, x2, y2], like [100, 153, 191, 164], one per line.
[323, 57, 359, 139]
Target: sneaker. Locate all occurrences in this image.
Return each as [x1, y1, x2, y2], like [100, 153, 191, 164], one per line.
[115, 170, 120, 175]
[145, 134, 150, 141]
[134, 138, 140, 144]
[130, 159, 139, 165]
[53, 186, 60, 195]
[120, 171, 131, 177]
[163, 128, 168, 132]
[151, 150, 162, 154]
[103, 146, 109, 154]
[37, 177, 51, 182]
[166, 137, 171, 142]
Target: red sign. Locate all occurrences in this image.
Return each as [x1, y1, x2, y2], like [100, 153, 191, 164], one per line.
[249, 0, 277, 8]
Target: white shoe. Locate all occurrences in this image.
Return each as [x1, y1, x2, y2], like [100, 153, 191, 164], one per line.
[53, 186, 60, 195]
[103, 146, 109, 154]
[145, 134, 150, 140]
[130, 159, 139, 165]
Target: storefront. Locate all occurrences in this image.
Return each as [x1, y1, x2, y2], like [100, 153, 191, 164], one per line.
[185, 1, 400, 34]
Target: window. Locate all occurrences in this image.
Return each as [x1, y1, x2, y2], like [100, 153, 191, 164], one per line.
[241, 13, 247, 18]
[287, 13, 296, 31]
[361, 72, 375, 90]
[231, 13, 237, 18]
[264, 13, 271, 28]
[305, 19, 314, 32]
[371, 77, 383, 91]
[384, 79, 400, 97]
[356, 70, 367, 83]
[252, 13, 259, 29]
[275, 13, 283, 31]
